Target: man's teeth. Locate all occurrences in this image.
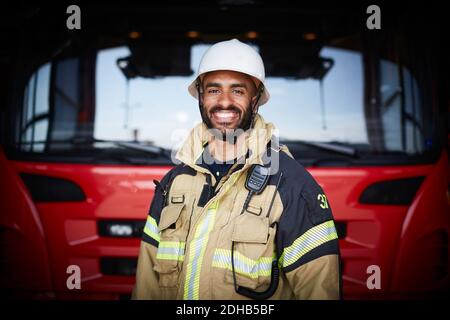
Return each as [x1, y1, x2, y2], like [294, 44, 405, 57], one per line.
[214, 111, 237, 119]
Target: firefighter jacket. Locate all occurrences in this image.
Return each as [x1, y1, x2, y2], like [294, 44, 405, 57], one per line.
[132, 114, 341, 300]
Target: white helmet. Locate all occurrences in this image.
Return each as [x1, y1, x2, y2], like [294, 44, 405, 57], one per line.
[188, 38, 270, 106]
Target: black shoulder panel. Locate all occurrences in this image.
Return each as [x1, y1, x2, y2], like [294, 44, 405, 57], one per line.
[274, 151, 339, 272]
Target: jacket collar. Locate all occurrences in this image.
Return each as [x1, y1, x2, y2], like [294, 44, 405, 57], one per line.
[175, 114, 276, 173]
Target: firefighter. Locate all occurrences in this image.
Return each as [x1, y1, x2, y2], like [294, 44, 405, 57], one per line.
[132, 39, 341, 300]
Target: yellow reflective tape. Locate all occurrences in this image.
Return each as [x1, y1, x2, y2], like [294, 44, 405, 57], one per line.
[184, 200, 218, 300]
[280, 220, 338, 268]
[156, 254, 185, 261]
[183, 173, 241, 300]
[143, 216, 160, 242]
[212, 249, 274, 278]
[159, 241, 186, 248]
[148, 215, 158, 227]
[157, 241, 185, 261]
[143, 227, 160, 242]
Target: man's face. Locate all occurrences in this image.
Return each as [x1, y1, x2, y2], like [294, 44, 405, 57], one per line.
[200, 70, 257, 136]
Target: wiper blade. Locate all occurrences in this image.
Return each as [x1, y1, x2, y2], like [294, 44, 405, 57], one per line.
[90, 139, 171, 159]
[19, 137, 171, 158]
[305, 141, 357, 156]
[113, 141, 171, 158]
[281, 140, 357, 157]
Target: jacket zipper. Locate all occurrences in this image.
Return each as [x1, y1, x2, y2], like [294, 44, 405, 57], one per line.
[180, 167, 244, 299]
[200, 169, 243, 216]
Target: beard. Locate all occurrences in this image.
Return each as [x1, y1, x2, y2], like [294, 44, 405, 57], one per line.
[201, 103, 254, 144]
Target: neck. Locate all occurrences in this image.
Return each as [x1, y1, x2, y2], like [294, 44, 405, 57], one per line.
[208, 131, 248, 163]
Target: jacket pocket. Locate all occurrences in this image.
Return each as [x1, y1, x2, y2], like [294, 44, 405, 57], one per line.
[224, 214, 276, 290]
[153, 203, 187, 288]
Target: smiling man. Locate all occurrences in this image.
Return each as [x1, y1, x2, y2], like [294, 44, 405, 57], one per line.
[197, 69, 261, 173]
[201, 70, 257, 132]
[132, 39, 341, 300]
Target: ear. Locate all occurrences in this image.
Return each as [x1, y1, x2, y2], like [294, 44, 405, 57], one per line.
[198, 87, 205, 107]
[251, 96, 259, 111]
[196, 78, 204, 106]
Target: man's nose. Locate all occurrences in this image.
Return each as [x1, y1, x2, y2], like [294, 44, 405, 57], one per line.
[217, 91, 233, 107]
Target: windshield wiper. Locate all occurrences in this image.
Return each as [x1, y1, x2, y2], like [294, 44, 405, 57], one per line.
[281, 140, 357, 157]
[19, 137, 172, 159]
[76, 138, 171, 159]
[112, 141, 171, 158]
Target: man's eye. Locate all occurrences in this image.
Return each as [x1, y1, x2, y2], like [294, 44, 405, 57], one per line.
[207, 89, 220, 94]
[232, 89, 244, 95]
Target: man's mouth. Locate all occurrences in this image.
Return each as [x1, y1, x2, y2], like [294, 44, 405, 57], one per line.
[211, 110, 240, 124]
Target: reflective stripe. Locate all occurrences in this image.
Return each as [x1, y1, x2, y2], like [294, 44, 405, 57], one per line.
[279, 220, 338, 268]
[157, 241, 186, 261]
[143, 216, 160, 243]
[212, 249, 274, 278]
[184, 200, 218, 300]
[182, 173, 240, 300]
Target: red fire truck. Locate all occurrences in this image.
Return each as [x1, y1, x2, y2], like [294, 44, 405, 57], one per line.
[0, 2, 448, 299]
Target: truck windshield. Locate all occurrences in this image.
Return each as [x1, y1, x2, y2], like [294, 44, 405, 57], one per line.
[9, 33, 439, 166]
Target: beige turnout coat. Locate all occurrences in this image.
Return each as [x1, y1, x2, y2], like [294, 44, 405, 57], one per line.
[133, 114, 341, 300]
